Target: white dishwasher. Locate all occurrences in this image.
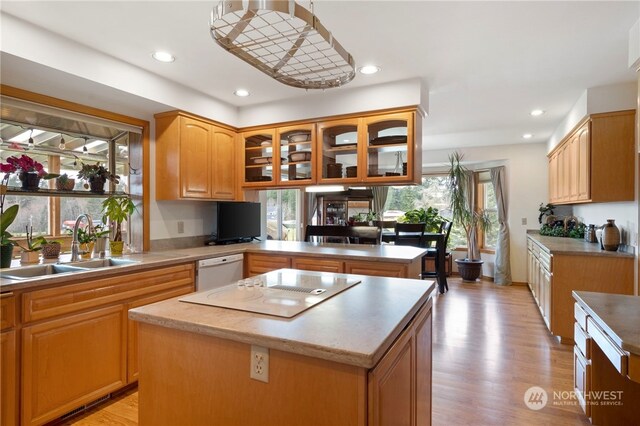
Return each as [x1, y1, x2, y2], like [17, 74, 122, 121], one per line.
[196, 254, 244, 292]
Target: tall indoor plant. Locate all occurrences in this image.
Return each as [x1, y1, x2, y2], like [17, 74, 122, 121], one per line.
[102, 195, 136, 255]
[448, 152, 491, 281]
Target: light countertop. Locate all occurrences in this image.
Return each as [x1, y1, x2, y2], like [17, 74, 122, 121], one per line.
[573, 291, 640, 355]
[0, 241, 427, 291]
[527, 232, 634, 258]
[130, 270, 435, 369]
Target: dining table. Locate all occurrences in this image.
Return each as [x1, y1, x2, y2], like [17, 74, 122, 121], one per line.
[381, 230, 448, 294]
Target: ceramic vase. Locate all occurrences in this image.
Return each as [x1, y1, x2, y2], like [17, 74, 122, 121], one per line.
[19, 172, 41, 191]
[601, 219, 620, 251]
[88, 177, 106, 194]
[20, 250, 40, 264]
[41, 242, 61, 259]
[110, 240, 124, 256]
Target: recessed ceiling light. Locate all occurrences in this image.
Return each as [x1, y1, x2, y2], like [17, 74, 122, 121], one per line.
[358, 65, 380, 75]
[522, 133, 533, 139]
[152, 51, 175, 63]
[530, 109, 545, 116]
[234, 89, 250, 97]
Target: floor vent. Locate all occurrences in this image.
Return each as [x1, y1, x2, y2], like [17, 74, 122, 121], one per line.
[59, 394, 111, 421]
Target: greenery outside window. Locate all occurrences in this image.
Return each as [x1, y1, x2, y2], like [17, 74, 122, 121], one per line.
[476, 171, 498, 251]
[264, 189, 300, 241]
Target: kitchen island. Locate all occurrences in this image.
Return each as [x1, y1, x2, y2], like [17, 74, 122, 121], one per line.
[130, 269, 435, 426]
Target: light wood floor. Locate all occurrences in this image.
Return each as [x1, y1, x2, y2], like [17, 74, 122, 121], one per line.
[61, 278, 590, 425]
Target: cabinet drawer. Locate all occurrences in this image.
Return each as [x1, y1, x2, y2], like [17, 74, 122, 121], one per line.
[574, 346, 591, 417]
[23, 264, 195, 323]
[245, 253, 291, 276]
[538, 250, 551, 271]
[1, 292, 16, 331]
[587, 317, 628, 375]
[345, 261, 407, 278]
[574, 322, 590, 359]
[291, 257, 343, 273]
[574, 303, 589, 330]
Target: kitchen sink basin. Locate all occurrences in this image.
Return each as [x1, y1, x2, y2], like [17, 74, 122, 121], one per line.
[1, 264, 90, 280]
[67, 258, 140, 268]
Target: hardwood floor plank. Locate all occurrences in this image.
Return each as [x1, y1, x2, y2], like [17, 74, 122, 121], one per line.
[64, 277, 590, 425]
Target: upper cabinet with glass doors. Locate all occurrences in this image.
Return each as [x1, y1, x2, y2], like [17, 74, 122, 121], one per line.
[243, 125, 316, 188]
[317, 109, 421, 185]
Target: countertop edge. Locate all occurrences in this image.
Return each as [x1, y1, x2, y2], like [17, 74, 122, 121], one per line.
[573, 291, 640, 355]
[527, 232, 634, 258]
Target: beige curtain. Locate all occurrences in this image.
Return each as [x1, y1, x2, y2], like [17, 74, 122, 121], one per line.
[490, 166, 512, 285]
[371, 186, 389, 220]
[306, 193, 318, 225]
[465, 171, 480, 260]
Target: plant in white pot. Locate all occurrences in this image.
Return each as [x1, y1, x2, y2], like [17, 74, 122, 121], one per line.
[447, 152, 491, 281]
[16, 226, 43, 264]
[102, 195, 136, 256]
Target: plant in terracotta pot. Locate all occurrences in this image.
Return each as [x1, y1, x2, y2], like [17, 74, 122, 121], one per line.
[15, 225, 43, 264]
[101, 195, 136, 256]
[55, 173, 76, 191]
[77, 162, 119, 194]
[0, 154, 58, 190]
[447, 152, 491, 282]
[0, 204, 19, 268]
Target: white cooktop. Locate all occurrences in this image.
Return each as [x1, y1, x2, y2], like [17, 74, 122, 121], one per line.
[179, 269, 361, 318]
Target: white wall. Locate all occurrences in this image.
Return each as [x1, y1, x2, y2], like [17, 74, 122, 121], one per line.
[238, 78, 425, 127]
[422, 142, 549, 283]
[573, 202, 637, 250]
[547, 82, 637, 152]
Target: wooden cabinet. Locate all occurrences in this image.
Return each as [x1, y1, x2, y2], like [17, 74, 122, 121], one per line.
[1, 293, 17, 426]
[21, 305, 127, 426]
[368, 300, 431, 426]
[548, 110, 634, 205]
[245, 252, 421, 280]
[242, 124, 317, 188]
[10, 263, 195, 425]
[317, 110, 421, 186]
[527, 236, 633, 342]
[155, 111, 238, 200]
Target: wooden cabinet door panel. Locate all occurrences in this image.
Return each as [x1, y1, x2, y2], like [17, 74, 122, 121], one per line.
[1, 330, 17, 426]
[212, 128, 236, 199]
[291, 257, 344, 273]
[22, 305, 127, 426]
[1, 292, 16, 331]
[127, 285, 194, 383]
[576, 125, 590, 201]
[245, 253, 291, 276]
[548, 154, 558, 203]
[415, 303, 432, 426]
[574, 346, 590, 417]
[345, 261, 406, 278]
[368, 321, 414, 426]
[180, 117, 212, 199]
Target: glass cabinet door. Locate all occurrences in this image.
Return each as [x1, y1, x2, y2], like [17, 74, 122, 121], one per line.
[316, 118, 362, 184]
[243, 129, 277, 187]
[277, 124, 315, 185]
[363, 112, 414, 183]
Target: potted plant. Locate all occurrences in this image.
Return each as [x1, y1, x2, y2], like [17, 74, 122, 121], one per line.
[34, 236, 62, 259]
[55, 173, 75, 191]
[101, 195, 136, 255]
[77, 162, 119, 194]
[398, 207, 446, 233]
[0, 204, 19, 268]
[66, 224, 110, 258]
[447, 152, 491, 281]
[0, 154, 58, 190]
[16, 225, 43, 264]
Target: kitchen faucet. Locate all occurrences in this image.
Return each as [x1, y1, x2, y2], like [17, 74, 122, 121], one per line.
[70, 213, 96, 262]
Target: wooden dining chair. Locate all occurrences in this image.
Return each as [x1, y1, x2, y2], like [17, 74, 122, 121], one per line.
[394, 222, 425, 247]
[422, 221, 452, 279]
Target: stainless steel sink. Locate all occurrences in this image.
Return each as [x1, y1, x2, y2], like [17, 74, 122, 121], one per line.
[1, 264, 90, 280]
[66, 258, 140, 268]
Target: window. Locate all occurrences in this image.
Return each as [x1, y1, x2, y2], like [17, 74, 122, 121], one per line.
[383, 175, 466, 249]
[264, 189, 301, 241]
[477, 172, 499, 250]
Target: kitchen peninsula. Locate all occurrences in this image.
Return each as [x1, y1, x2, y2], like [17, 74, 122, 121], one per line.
[130, 270, 435, 426]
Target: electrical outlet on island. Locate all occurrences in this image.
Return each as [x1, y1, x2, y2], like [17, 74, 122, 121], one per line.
[250, 345, 269, 383]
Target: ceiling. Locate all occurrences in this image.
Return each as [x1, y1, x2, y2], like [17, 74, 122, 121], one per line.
[1, 1, 638, 151]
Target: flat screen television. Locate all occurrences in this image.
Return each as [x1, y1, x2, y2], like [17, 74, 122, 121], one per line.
[214, 201, 261, 244]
